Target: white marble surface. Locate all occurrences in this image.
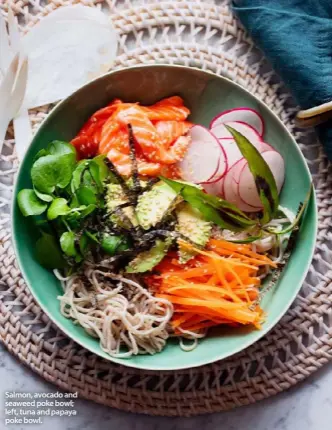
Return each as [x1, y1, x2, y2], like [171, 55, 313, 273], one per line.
[1, 343, 331, 430]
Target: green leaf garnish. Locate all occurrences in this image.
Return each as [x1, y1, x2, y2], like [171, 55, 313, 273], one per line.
[86, 231, 100, 243]
[34, 187, 53, 203]
[47, 198, 71, 220]
[33, 148, 49, 162]
[181, 185, 256, 227]
[265, 185, 313, 235]
[101, 233, 123, 255]
[225, 125, 279, 224]
[60, 231, 77, 257]
[31, 154, 76, 193]
[160, 177, 255, 231]
[80, 204, 97, 218]
[79, 233, 89, 255]
[76, 186, 97, 206]
[48, 140, 77, 158]
[17, 189, 48, 216]
[36, 232, 66, 269]
[71, 160, 89, 193]
[89, 155, 109, 191]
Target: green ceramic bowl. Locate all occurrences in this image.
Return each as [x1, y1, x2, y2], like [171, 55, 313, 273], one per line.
[12, 65, 317, 370]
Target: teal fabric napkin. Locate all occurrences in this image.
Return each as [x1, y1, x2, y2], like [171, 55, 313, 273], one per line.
[233, 0, 332, 159]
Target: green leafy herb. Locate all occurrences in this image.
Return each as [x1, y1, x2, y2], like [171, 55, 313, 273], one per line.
[48, 140, 76, 158]
[181, 185, 255, 227]
[76, 186, 97, 205]
[36, 232, 66, 269]
[86, 231, 100, 243]
[160, 177, 255, 231]
[69, 194, 80, 209]
[89, 155, 109, 191]
[80, 204, 97, 218]
[34, 187, 53, 203]
[33, 148, 49, 162]
[101, 233, 123, 255]
[265, 185, 313, 235]
[225, 125, 279, 224]
[71, 160, 89, 192]
[60, 231, 77, 257]
[181, 192, 243, 231]
[79, 233, 89, 255]
[31, 154, 75, 193]
[47, 198, 71, 220]
[17, 189, 48, 216]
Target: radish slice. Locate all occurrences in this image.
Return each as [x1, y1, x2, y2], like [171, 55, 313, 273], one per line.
[210, 108, 265, 137]
[211, 121, 262, 143]
[200, 157, 222, 184]
[238, 150, 285, 208]
[203, 178, 224, 196]
[223, 159, 261, 212]
[179, 125, 226, 183]
[218, 134, 266, 174]
[202, 144, 228, 183]
[260, 141, 275, 152]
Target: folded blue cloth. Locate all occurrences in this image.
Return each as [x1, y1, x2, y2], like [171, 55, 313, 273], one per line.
[233, 0, 332, 159]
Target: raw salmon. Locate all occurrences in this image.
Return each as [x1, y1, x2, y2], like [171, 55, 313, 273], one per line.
[153, 96, 184, 106]
[71, 96, 192, 177]
[154, 120, 192, 148]
[143, 104, 190, 121]
[107, 147, 161, 177]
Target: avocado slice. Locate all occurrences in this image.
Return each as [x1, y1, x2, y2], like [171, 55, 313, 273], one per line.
[105, 183, 138, 228]
[126, 238, 172, 273]
[176, 202, 212, 263]
[135, 181, 180, 230]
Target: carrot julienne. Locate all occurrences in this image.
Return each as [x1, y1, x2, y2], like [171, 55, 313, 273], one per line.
[147, 239, 276, 335]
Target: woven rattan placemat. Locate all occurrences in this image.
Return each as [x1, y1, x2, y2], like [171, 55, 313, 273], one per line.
[1, 0, 332, 417]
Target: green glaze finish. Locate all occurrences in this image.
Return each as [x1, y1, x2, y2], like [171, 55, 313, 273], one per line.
[12, 65, 317, 370]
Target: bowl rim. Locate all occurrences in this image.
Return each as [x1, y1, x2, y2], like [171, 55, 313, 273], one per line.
[11, 64, 318, 370]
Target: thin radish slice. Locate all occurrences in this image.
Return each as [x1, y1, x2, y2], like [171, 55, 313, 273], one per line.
[179, 125, 226, 183]
[201, 143, 228, 183]
[210, 108, 265, 137]
[199, 156, 221, 184]
[232, 158, 248, 186]
[260, 141, 275, 152]
[218, 138, 242, 171]
[211, 121, 262, 142]
[203, 178, 224, 196]
[223, 159, 261, 212]
[238, 150, 285, 208]
[218, 134, 265, 174]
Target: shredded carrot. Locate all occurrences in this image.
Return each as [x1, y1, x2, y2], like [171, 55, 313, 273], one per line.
[147, 238, 277, 334]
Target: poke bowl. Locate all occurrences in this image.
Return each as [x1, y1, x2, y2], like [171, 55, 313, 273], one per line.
[12, 65, 317, 370]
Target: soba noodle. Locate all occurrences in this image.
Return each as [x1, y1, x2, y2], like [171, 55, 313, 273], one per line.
[57, 268, 173, 357]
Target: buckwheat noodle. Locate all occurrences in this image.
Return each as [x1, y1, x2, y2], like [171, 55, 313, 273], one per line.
[56, 268, 174, 358]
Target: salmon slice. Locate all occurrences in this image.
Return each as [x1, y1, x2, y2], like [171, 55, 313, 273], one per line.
[91, 99, 129, 120]
[142, 104, 190, 121]
[153, 96, 185, 107]
[137, 160, 162, 176]
[154, 120, 192, 148]
[115, 105, 161, 161]
[99, 115, 123, 154]
[115, 106, 190, 164]
[107, 147, 161, 177]
[160, 163, 182, 179]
